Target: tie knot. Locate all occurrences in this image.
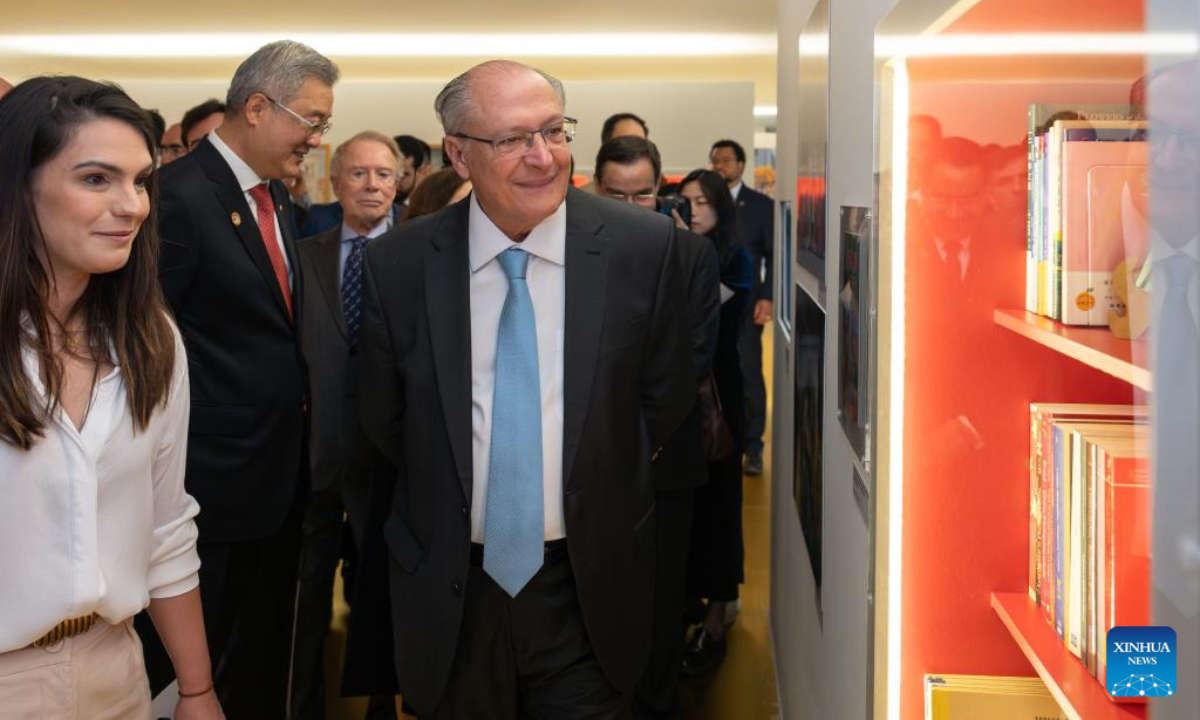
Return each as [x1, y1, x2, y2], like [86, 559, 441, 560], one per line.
[349, 235, 369, 249]
[497, 247, 530, 281]
[249, 182, 272, 206]
[1162, 255, 1198, 289]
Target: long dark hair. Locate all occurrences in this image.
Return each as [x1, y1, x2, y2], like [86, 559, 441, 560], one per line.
[0, 76, 175, 449]
[681, 168, 740, 268]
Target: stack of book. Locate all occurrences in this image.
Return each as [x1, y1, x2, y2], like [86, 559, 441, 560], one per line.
[925, 674, 1066, 719]
[1027, 403, 1151, 693]
[1025, 104, 1148, 325]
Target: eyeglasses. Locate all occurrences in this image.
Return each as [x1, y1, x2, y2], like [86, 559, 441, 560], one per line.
[262, 93, 332, 138]
[451, 117, 577, 158]
[604, 190, 657, 204]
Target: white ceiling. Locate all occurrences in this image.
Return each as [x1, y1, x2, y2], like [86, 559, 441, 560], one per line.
[0, 0, 780, 103]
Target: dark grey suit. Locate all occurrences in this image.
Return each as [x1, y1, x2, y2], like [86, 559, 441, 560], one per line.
[352, 188, 695, 716]
[291, 227, 395, 718]
[635, 227, 720, 717]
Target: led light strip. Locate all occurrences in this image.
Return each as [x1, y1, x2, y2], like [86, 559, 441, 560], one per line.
[0, 32, 775, 58]
[800, 32, 1199, 58]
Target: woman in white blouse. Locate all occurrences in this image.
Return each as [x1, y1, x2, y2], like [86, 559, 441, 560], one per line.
[0, 77, 221, 719]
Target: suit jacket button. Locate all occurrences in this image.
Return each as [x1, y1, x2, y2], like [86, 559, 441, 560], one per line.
[461, 505, 469, 518]
[451, 581, 462, 595]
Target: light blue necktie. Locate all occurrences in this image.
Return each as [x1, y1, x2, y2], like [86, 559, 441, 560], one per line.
[484, 247, 544, 597]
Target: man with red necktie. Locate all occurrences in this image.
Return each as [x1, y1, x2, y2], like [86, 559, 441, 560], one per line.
[145, 40, 338, 719]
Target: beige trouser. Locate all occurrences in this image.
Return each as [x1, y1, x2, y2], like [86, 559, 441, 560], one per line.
[0, 619, 151, 719]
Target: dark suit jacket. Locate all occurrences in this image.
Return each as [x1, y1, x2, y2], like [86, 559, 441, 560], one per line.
[653, 228, 720, 492]
[355, 188, 695, 715]
[158, 137, 308, 543]
[294, 228, 379, 524]
[735, 185, 775, 302]
[301, 201, 401, 238]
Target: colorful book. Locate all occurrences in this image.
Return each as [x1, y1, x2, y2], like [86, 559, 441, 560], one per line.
[1025, 104, 1138, 318]
[1058, 121, 1148, 325]
[925, 674, 1067, 719]
[1028, 403, 1146, 622]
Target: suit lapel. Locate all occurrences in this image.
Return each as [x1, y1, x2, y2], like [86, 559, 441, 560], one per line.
[561, 189, 608, 490]
[192, 141, 294, 322]
[311, 229, 349, 339]
[425, 201, 474, 500]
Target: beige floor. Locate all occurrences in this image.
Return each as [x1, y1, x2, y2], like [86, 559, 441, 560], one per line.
[326, 334, 780, 720]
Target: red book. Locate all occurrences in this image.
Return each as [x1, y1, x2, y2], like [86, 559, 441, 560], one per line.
[1029, 404, 1146, 628]
[1099, 437, 1151, 700]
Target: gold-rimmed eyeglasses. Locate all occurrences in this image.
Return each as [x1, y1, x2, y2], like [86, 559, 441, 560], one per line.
[451, 117, 577, 158]
[263, 93, 332, 138]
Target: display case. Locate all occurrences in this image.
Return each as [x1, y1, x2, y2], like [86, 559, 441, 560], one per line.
[870, 0, 1197, 717]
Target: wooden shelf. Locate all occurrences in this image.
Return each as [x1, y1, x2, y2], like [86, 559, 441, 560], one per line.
[993, 310, 1152, 391]
[991, 593, 1148, 720]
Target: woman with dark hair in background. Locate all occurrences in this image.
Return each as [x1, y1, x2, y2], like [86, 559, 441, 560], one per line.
[400, 166, 472, 222]
[675, 169, 754, 677]
[0, 77, 221, 719]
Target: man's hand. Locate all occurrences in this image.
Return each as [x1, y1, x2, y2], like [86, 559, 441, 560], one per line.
[752, 299, 773, 325]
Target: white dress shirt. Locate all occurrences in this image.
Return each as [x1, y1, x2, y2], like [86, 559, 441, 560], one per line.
[209, 128, 292, 285]
[468, 195, 566, 542]
[0, 326, 200, 652]
[730, 180, 744, 200]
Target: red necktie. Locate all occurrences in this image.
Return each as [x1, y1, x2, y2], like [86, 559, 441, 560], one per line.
[248, 183, 292, 317]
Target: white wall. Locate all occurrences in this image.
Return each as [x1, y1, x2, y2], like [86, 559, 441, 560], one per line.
[120, 79, 755, 177]
[771, 0, 899, 717]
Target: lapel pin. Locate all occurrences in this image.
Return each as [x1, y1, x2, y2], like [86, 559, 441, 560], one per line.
[231, 211, 242, 227]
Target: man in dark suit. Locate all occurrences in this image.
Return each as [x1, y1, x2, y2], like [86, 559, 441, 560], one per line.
[710, 139, 774, 476]
[150, 40, 338, 718]
[356, 60, 695, 718]
[292, 131, 402, 720]
[593, 136, 720, 719]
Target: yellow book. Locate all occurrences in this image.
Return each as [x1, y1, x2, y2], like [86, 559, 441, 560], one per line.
[925, 675, 1067, 720]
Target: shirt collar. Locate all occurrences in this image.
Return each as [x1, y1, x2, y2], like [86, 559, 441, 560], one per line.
[730, 181, 744, 199]
[340, 213, 393, 242]
[468, 193, 567, 273]
[208, 128, 266, 194]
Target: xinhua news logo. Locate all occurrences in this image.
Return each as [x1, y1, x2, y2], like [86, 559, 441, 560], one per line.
[1107, 626, 1176, 698]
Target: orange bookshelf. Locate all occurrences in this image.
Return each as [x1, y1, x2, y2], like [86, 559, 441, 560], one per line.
[993, 310, 1152, 392]
[991, 593, 1148, 720]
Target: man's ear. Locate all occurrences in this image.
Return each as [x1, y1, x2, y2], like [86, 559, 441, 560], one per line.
[443, 137, 471, 180]
[244, 93, 270, 129]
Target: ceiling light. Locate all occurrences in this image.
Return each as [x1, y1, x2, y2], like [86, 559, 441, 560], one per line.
[0, 32, 776, 59]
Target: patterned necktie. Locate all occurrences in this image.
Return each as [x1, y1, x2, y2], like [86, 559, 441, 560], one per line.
[247, 183, 292, 317]
[341, 236, 369, 344]
[484, 247, 544, 597]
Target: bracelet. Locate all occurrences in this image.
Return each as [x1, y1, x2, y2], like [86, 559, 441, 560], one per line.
[178, 685, 213, 699]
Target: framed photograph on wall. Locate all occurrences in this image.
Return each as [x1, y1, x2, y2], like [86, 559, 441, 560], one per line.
[777, 200, 794, 341]
[837, 205, 873, 465]
[796, 0, 829, 295]
[794, 284, 825, 609]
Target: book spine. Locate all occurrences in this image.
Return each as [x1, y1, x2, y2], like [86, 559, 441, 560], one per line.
[1040, 414, 1057, 622]
[1026, 106, 1039, 314]
[1066, 430, 1084, 658]
[1030, 407, 1042, 603]
[1053, 425, 1067, 639]
[1097, 445, 1109, 687]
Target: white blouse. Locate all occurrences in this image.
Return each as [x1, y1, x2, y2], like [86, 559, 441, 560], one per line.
[0, 326, 200, 652]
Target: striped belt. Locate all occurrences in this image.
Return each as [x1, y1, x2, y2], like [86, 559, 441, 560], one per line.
[30, 613, 99, 648]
